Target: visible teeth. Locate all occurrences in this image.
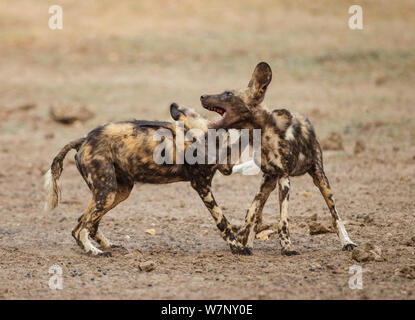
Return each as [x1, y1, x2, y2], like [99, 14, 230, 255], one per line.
[206, 105, 225, 116]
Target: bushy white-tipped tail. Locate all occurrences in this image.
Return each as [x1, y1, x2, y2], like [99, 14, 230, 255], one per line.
[44, 168, 60, 212]
[43, 137, 85, 212]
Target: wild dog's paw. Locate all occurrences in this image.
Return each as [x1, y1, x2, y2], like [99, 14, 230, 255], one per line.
[342, 243, 357, 251]
[229, 243, 253, 256]
[85, 247, 112, 257]
[281, 248, 300, 256]
[100, 251, 113, 258]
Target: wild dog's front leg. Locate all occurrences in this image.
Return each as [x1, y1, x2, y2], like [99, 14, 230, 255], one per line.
[277, 177, 299, 256]
[237, 174, 277, 250]
[191, 181, 249, 255]
[309, 166, 357, 250]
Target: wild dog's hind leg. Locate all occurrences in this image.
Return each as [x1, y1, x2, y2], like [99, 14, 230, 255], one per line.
[308, 165, 357, 250]
[72, 160, 118, 256]
[72, 198, 96, 251]
[92, 177, 133, 250]
[277, 176, 299, 256]
[191, 180, 248, 255]
[72, 198, 112, 256]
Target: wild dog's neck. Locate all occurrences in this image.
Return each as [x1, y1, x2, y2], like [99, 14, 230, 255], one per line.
[249, 106, 275, 131]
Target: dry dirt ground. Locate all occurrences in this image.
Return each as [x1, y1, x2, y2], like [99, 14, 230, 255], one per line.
[0, 1, 414, 299]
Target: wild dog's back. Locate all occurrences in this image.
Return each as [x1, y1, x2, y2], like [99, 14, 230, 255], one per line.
[76, 120, 187, 185]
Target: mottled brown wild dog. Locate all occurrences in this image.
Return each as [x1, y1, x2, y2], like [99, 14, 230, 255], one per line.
[201, 62, 357, 255]
[44, 103, 247, 256]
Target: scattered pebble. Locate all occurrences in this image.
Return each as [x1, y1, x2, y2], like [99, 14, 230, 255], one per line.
[363, 215, 374, 224]
[309, 222, 334, 235]
[320, 132, 344, 151]
[299, 191, 313, 199]
[49, 105, 94, 125]
[352, 243, 384, 262]
[0, 103, 36, 120]
[215, 275, 225, 281]
[354, 139, 366, 155]
[404, 236, 415, 247]
[145, 229, 156, 236]
[44, 133, 54, 140]
[375, 75, 387, 86]
[396, 266, 415, 279]
[347, 221, 365, 227]
[139, 260, 156, 272]
[256, 229, 275, 241]
[15, 103, 36, 112]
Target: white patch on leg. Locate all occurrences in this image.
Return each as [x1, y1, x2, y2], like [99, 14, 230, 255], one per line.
[279, 177, 290, 222]
[281, 198, 289, 219]
[80, 229, 103, 255]
[336, 219, 356, 247]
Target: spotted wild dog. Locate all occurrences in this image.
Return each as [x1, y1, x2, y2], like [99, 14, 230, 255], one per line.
[200, 62, 357, 255]
[44, 103, 247, 256]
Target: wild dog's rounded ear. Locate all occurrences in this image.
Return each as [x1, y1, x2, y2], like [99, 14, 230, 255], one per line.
[170, 103, 182, 121]
[247, 62, 272, 104]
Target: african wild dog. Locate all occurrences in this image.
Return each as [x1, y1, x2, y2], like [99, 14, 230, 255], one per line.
[44, 103, 246, 256]
[200, 62, 357, 255]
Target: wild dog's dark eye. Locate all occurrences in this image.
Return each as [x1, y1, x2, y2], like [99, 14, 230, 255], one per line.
[225, 91, 233, 97]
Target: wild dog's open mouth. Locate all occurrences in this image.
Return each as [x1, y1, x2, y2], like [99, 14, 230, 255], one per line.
[204, 105, 226, 117]
[202, 101, 228, 128]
